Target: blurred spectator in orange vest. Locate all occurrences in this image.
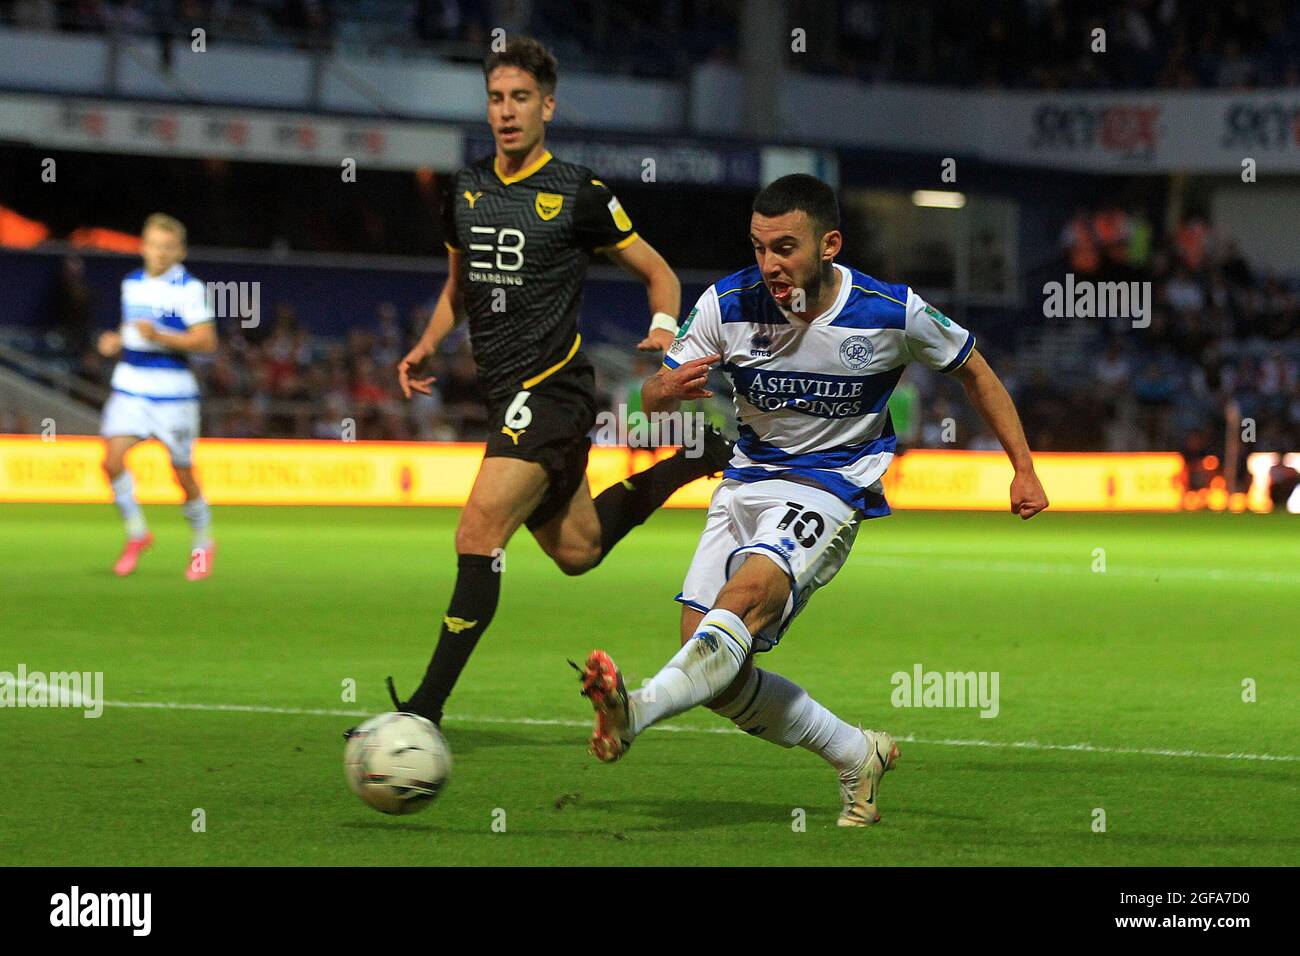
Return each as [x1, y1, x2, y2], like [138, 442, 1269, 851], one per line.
[1175, 216, 1212, 272]
[1092, 204, 1131, 270]
[1060, 208, 1100, 274]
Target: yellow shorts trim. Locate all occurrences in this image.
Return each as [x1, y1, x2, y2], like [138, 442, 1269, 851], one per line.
[522, 333, 582, 389]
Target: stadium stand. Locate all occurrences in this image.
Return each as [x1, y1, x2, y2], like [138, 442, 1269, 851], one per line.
[0, 0, 1297, 496]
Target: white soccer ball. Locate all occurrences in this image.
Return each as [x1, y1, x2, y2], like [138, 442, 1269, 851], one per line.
[344, 712, 451, 815]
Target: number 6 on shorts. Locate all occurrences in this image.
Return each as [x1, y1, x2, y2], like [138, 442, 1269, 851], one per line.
[504, 390, 533, 430]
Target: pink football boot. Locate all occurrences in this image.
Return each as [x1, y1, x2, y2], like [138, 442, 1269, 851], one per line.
[113, 533, 154, 577]
[186, 543, 216, 582]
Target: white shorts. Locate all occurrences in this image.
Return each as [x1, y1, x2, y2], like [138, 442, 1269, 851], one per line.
[100, 392, 200, 467]
[676, 477, 865, 651]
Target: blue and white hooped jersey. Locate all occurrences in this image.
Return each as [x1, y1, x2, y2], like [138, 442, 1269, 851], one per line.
[664, 262, 975, 516]
[110, 264, 212, 401]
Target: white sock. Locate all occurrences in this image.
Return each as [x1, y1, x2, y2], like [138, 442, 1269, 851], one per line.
[629, 609, 752, 736]
[182, 496, 212, 550]
[714, 668, 868, 774]
[111, 472, 147, 539]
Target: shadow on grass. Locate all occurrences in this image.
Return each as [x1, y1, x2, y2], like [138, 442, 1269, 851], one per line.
[339, 820, 447, 834]
[335, 796, 795, 837]
[439, 725, 580, 754]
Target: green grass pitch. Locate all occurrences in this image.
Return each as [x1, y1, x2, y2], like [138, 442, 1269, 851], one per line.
[2, 502, 1297, 866]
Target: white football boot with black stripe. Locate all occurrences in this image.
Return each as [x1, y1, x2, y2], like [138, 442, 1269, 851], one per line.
[837, 729, 900, 827]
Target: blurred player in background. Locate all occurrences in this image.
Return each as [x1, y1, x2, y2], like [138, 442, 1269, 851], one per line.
[380, 37, 731, 728]
[96, 213, 218, 580]
[577, 175, 1048, 826]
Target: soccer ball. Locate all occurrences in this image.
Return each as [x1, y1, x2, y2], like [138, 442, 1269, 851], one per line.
[344, 712, 451, 815]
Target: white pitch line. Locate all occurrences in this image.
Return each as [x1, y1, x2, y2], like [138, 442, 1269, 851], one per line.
[885, 733, 1300, 763]
[857, 555, 1300, 585]
[6, 682, 1294, 765]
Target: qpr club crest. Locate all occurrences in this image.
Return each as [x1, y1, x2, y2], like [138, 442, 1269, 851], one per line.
[839, 334, 874, 370]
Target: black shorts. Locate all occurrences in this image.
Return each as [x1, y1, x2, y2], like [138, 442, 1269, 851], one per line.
[483, 357, 597, 531]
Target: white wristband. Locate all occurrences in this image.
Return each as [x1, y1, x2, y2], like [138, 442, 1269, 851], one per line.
[649, 312, 679, 336]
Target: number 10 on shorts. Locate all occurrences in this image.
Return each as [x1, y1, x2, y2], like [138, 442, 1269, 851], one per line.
[776, 501, 825, 548]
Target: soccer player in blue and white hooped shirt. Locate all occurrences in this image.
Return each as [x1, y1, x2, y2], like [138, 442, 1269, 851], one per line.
[576, 175, 1049, 826]
[96, 214, 218, 580]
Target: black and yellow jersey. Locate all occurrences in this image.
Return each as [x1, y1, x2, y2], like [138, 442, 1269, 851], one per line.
[441, 150, 638, 402]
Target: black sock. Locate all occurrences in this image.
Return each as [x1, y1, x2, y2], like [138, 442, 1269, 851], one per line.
[404, 554, 501, 724]
[593, 450, 711, 561]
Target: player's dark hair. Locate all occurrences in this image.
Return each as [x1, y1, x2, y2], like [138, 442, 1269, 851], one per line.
[483, 36, 558, 95]
[752, 174, 840, 236]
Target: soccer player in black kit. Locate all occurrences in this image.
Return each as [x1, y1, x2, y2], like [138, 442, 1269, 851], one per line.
[380, 37, 730, 728]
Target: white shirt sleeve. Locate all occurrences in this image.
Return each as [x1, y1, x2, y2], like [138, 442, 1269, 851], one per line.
[904, 289, 975, 373]
[180, 278, 214, 327]
[662, 285, 724, 370]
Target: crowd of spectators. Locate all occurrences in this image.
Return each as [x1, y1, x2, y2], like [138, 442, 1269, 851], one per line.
[30, 201, 1298, 466]
[0, 0, 740, 73]
[71, 299, 504, 442]
[8, 0, 1300, 88]
[902, 208, 1299, 486]
[5, 0, 336, 49]
[807, 0, 1300, 90]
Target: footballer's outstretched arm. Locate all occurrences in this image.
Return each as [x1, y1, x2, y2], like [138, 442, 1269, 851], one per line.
[952, 348, 1049, 519]
[399, 248, 468, 398]
[604, 237, 682, 352]
[641, 353, 720, 415]
[135, 321, 218, 354]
